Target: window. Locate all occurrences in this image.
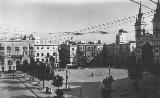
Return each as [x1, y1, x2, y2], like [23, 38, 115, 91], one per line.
[41, 53, 44, 56]
[23, 51, 27, 55]
[7, 47, 11, 50]
[46, 59, 48, 62]
[42, 59, 44, 62]
[47, 53, 50, 56]
[37, 46, 39, 49]
[53, 47, 55, 49]
[23, 47, 27, 50]
[37, 53, 39, 57]
[36, 58, 39, 62]
[7, 51, 11, 55]
[72, 48, 74, 51]
[1, 59, 4, 65]
[53, 52, 56, 56]
[41, 46, 44, 49]
[155, 49, 159, 53]
[8, 60, 13, 65]
[47, 46, 50, 49]
[15, 47, 19, 51]
[0, 47, 4, 50]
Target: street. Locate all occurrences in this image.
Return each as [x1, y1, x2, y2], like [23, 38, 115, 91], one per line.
[0, 74, 36, 98]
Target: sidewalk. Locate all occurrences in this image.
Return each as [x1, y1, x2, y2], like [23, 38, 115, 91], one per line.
[0, 73, 36, 98]
[16, 74, 56, 98]
[16, 73, 74, 98]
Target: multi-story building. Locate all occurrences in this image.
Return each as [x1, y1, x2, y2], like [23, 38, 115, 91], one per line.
[34, 37, 59, 67]
[0, 40, 34, 72]
[77, 43, 103, 67]
[104, 41, 136, 66]
[135, 1, 160, 65]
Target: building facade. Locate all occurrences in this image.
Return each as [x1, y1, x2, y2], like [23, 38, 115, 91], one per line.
[135, 1, 160, 65]
[0, 40, 34, 72]
[104, 41, 136, 66]
[34, 38, 59, 67]
[77, 43, 103, 66]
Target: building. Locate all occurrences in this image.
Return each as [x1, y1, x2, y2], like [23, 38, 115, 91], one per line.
[77, 43, 103, 67]
[104, 41, 136, 66]
[135, 1, 160, 65]
[116, 29, 129, 44]
[0, 40, 34, 72]
[59, 40, 77, 68]
[34, 37, 60, 67]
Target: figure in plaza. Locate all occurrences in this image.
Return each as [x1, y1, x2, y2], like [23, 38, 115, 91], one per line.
[91, 72, 93, 77]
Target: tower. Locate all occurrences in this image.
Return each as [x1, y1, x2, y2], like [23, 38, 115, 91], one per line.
[153, 0, 160, 35]
[134, 1, 146, 40]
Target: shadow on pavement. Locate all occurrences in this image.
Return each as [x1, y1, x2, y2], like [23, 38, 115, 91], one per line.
[2, 86, 35, 91]
[12, 95, 37, 98]
[0, 80, 21, 84]
[63, 81, 101, 98]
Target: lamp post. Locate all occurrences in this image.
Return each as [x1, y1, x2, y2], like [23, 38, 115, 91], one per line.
[101, 65, 113, 98]
[65, 65, 68, 89]
[109, 65, 111, 77]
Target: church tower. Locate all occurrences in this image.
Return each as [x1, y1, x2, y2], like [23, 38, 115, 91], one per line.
[153, 0, 160, 35]
[135, 1, 146, 41]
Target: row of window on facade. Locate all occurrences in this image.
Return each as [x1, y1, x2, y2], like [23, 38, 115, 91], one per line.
[78, 46, 96, 51]
[0, 46, 28, 51]
[35, 58, 58, 63]
[36, 46, 57, 50]
[0, 59, 13, 65]
[36, 52, 57, 57]
[106, 45, 130, 51]
[6, 51, 29, 56]
[0, 66, 15, 71]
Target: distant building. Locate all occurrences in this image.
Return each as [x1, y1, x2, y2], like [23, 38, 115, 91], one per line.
[0, 40, 34, 72]
[116, 29, 128, 44]
[77, 43, 103, 67]
[104, 41, 136, 66]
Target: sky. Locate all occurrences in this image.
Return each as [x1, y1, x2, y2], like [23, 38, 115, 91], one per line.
[0, 0, 158, 43]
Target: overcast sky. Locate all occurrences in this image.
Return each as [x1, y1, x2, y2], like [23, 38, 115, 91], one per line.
[0, 0, 158, 43]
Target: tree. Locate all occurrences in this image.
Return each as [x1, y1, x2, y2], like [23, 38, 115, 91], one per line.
[29, 57, 37, 81]
[52, 75, 64, 97]
[49, 56, 55, 75]
[59, 45, 70, 68]
[22, 60, 30, 74]
[128, 65, 143, 91]
[36, 62, 52, 88]
[149, 64, 160, 83]
[77, 50, 87, 68]
[52, 75, 64, 90]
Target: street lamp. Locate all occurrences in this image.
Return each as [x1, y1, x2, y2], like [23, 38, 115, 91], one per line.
[65, 65, 68, 89]
[109, 65, 111, 77]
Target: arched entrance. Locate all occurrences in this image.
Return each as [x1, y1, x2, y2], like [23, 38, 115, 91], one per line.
[142, 42, 153, 66]
[16, 60, 21, 70]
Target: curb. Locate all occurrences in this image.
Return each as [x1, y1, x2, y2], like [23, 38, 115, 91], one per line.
[17, 78, 40, 98]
